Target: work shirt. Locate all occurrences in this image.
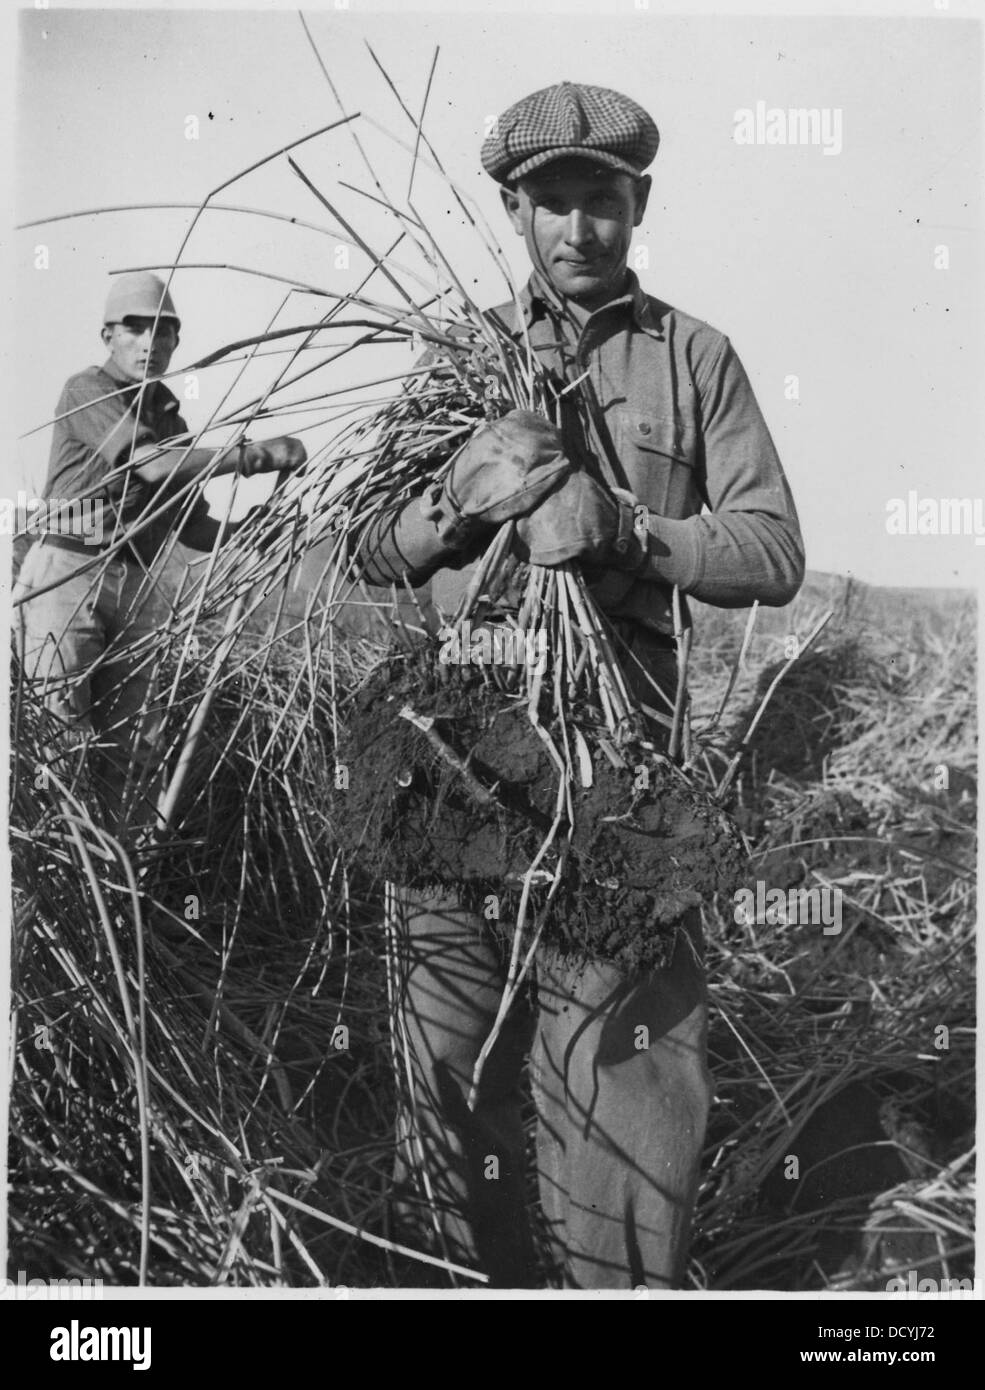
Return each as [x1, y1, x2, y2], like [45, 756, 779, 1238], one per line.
[430, 272, 804, 637]
[39, 359, 189, 565]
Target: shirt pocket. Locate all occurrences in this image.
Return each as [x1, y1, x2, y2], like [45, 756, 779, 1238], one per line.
[607, 405, 700, 518]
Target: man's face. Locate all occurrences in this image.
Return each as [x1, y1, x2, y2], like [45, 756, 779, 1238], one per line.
[101, 316, 179, 382]
[501, 162, 651, 311]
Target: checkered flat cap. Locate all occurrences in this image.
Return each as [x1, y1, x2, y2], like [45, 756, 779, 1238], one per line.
[481, 81, 659, 184]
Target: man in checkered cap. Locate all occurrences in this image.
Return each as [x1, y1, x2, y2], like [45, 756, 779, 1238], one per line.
[360, 82, 804, 1287]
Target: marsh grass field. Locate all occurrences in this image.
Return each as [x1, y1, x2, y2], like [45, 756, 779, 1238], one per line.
[8, 567, 976, 1290]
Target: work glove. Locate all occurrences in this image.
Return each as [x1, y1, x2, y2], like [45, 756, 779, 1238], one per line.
[420, 409, 571, 547]
[513, 471, 649, 570]
[239, 436, 307, 477]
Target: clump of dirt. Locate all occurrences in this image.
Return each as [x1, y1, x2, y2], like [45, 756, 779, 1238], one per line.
[333, 654, 746, 970]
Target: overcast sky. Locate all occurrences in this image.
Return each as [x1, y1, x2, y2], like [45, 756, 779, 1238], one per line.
[8, 0, 984, 589]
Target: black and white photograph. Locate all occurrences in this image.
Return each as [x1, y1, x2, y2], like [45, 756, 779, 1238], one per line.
[3, 0, 980, 1333]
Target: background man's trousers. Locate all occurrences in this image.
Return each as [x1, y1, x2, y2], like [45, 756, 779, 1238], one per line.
[392, 889, 711, 1289]
[13, 541, 171, 836]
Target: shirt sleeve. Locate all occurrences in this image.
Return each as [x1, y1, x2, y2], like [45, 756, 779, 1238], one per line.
[641, 338, 806, 607]
[47, 373, 158, 505]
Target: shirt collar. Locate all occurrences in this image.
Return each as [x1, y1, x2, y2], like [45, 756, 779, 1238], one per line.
[519, 268, 664, 339]
[99, 358, 179, 410]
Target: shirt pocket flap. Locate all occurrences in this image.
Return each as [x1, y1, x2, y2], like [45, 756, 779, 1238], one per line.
[608, 406, 699, 516]
[621, 409, 695, 465]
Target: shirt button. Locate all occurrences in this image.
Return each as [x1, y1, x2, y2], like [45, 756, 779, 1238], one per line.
[638, 421, 652, 436]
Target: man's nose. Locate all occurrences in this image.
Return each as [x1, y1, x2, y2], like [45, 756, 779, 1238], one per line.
[564, 210, 593, 246]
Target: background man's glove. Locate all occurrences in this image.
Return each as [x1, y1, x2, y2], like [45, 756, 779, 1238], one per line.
[421, 409, 571, 547]
[239, 436, 307, 477]
[513, 472, 649, 570]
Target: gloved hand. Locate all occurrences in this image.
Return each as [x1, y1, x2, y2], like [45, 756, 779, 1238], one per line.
[421, 409, 571, 547]
[513, 471, 649, 570]
[239, 436, 307, 477]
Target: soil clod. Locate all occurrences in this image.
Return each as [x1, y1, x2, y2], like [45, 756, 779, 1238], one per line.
[335, 655, 747, 969]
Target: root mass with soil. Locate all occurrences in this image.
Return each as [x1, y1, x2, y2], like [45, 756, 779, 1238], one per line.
[335, 654, 747, 970]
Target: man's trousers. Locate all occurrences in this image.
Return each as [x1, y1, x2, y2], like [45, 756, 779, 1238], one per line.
[391, 888, 711, 1289]
[12, 540, 171, 837]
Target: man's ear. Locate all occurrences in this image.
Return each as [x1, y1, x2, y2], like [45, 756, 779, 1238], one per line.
[632, 174, 652, 228]
[100, 325, 113, 349]
[500, 183, 524, 236]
